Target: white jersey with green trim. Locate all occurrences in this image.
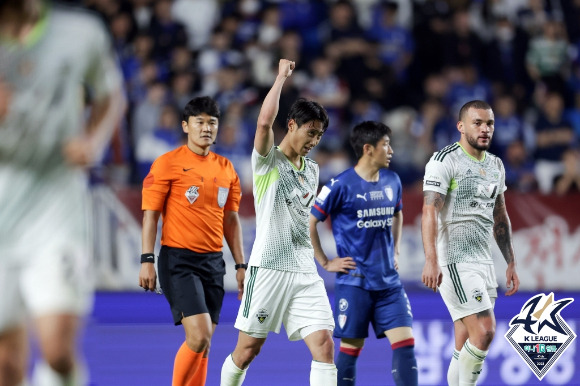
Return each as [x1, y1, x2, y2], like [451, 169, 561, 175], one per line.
[422, 143, 507, 266]
[249, 146, 319, 273]
[0, 4, 122, 262]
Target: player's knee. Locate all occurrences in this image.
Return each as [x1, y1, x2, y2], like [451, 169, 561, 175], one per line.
[44, 351, 75, 375]
[481, 328, 495, 348]
[235, 346, 262, 369]
[314, 334, 335, 363]
[185, 333, 211, 353]
[0, 353, 26, 385]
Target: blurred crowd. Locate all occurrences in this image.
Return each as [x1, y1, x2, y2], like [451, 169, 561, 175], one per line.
[84, 0, 580, 195]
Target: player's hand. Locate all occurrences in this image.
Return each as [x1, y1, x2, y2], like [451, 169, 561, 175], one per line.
[0, 78, 12, 122]
[278, 59, 295, 78]
[421, 260, 442, 292]
[236, 268, 246, 301]
[394, 252, 400, 270]
[325, 256, 356, 274]
[505, 263, 520, 296]
[139, 262, 157, 292]
[62, 136, 96, 167]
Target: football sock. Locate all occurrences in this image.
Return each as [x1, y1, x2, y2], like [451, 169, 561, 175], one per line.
[173, 341, 203, 386]
[310, 361, 337, 386]
[458, 339, 488, 386]
[31, 360, 87, 386]
[194, 356, 208, 385]
[391, 338, 418, 386]
[220, 354, 247, 386]
[447, 349, 460, 386]
[336, 346, 361, 385]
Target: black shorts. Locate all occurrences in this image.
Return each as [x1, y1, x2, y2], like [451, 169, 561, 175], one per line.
[158, 246, 226, 325]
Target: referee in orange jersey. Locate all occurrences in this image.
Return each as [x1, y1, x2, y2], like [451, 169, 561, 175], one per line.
[139, 96, 246, 386]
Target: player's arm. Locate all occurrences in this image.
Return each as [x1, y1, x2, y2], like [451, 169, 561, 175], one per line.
[392, 210, 403, 270]
[63, 83, 126, 167]
[139, 209, 161, 291]
[254, 59, 295, 156]
[309, 214, 356, 273]
[223, 210, 246, 300]
[421, 191, 445, 292]
[493, 193, 520, 296]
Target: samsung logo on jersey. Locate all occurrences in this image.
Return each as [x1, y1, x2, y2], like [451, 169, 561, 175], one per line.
[356, 207, 394, 218]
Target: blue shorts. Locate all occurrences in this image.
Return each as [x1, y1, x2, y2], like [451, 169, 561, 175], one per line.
[333, 284, 413, 339]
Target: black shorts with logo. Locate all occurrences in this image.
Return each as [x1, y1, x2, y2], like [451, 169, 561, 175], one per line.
[158, 246, 226, 325]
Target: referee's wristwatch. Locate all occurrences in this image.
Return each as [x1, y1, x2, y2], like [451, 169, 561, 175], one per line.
[235, 263, 248, 270]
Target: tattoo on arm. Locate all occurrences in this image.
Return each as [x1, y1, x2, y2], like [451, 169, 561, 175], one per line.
[423, 191, 446, 210]
[493, 194, 514, 264]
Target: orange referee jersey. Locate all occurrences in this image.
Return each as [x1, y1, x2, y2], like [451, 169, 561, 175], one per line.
[142, 145, 242, 253]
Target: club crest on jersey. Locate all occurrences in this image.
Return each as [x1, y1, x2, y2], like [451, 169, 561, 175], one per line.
[384, 186, 393, 201]
[217, 187, 229, 208]
[472, 288, 483, 303]
[185, 186, 199, 204]
[256, 308, 269, 324]
[505, 293, 576, 380]
[339, 298, 349, 312]
[338, 314, 347, 329]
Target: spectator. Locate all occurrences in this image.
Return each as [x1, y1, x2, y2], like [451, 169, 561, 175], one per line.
[533, 92, 576, 194]
[554, 149, 580, 195]
[490, 94, 534, 159]
[504, 140, 538, 192]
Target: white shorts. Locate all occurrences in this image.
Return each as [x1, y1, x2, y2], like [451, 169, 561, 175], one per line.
[439, 262, 498, 321]
[235, 267, 334, 341]
[0, 244, 94, 331]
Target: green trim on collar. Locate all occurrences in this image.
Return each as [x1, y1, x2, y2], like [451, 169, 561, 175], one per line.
[458, 142, 486, 162]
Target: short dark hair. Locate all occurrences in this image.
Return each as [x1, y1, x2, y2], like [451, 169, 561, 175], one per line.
[286, 98, 329, 132]
[182, 96, 220, 122]
[458, 100, 492, 121]
[349, 121, 392, 159]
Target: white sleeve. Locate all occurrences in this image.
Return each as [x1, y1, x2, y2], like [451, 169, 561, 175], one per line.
[423, 156, 452, 195]
[251, 145, 277, 175]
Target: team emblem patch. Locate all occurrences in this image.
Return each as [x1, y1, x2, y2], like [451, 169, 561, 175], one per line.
[339, 298, 349, 312]
[338, 314, 347, 329]
[217, 187, 229, 208]
[256, 308, 269, 324]
[185, 186, 199, 204]
[472, 288, 484, 303]
[384, 186, 393, 201]
[505, 293, 576, 380]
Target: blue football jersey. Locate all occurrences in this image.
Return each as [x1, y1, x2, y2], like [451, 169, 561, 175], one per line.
[311, 168, 403, 290]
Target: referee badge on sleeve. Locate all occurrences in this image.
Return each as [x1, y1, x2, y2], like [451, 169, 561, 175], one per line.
[217, 187, 229, 208]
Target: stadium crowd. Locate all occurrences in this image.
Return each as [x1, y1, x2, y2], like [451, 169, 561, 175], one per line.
[84, 0, 580, 195]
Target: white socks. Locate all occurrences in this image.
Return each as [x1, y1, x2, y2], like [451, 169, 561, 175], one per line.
[447, 349, 460, 386]
[221, 354, 247, 386]
[458, 340, 488, 386]
[310, 361, 337, 386]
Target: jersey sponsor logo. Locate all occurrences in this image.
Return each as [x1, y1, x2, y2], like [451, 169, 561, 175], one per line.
[185, 186, 199, 204]
[316, 185, 331, 203]
[356, 207, 395, 218]
[217, 187, 229, 208]
[289, 188, 314, 207]
[330, 178, 339, 186]
[256, 308, 269, 324]
[472, 288, 483, 303]
[338, 314, 347, 329]
[357, 218, 391, 229]
[183, 167, 194, 172]
[425, 180, 441, 187]
[356, 193, 367, 201]
[505, 293, 576, 380]
[384, 186, 393, 201]
[475, 183, 498, 199]
[339, 298, 349, 311]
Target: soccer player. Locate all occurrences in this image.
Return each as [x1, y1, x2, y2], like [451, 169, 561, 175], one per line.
[0, 1, 125, 385]
[220, 59, 337, 386]
[421, 100, 520, 386]
[310, 121, 418, 386]
[139, 96, 246, 386]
